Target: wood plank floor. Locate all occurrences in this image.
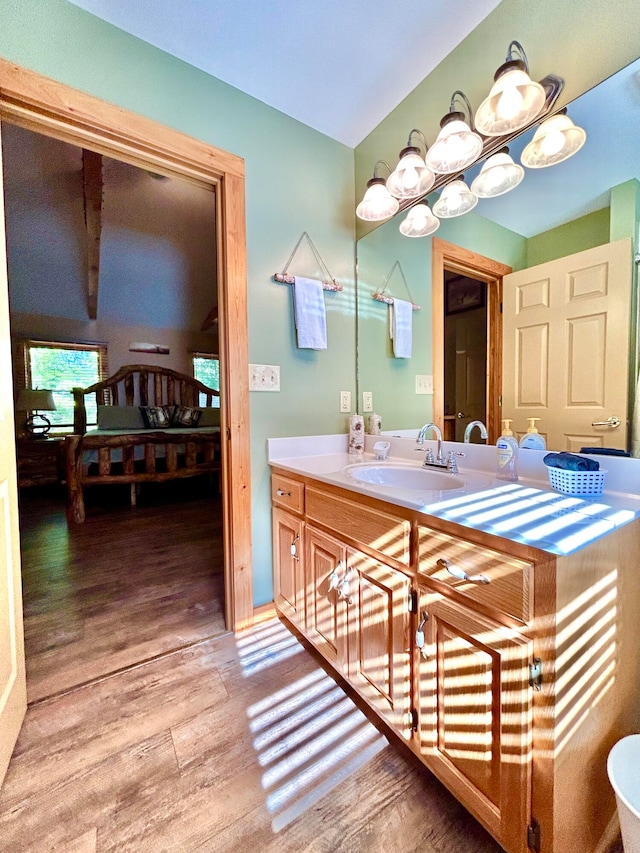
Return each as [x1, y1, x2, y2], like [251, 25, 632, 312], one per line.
[1, 617, 512, 852]
[18, 480, 226, 703]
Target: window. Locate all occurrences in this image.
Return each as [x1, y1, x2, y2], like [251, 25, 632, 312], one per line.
[17, 341, 108, 433]
[193, 353, 220, 407]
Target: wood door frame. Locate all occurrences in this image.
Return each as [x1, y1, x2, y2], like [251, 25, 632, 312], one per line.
[0, 59, 253, 631]
[432, 238, 511, 444]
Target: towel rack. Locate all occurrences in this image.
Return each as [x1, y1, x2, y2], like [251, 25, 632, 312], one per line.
[273, 231, 343, 292]
[372, 260, 420, 310]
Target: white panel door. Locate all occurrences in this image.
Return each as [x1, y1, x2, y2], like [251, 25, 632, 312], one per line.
[0, 120, 27, 786]
[502, 239, 632, 451]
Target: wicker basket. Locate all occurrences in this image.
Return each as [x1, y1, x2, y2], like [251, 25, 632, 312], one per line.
[547, 466, 606, 496]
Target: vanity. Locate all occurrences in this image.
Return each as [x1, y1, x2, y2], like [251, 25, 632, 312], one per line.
[269, 434, 640, 853]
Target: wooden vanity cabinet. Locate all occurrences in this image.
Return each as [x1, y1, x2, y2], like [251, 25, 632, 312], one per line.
[271, 467, 640, 853]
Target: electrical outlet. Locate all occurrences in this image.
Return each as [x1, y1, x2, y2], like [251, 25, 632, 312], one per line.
[340, 390, 351, 412]
[415, 374, 433, 395]
[249, 363, 280, 391]
[362, 391, 373, 412]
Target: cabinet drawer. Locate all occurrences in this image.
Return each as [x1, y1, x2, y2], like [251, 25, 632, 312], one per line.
[271, 474, 304, 514]
[418, 526, 532, 624]
[307, 486, 411, 566]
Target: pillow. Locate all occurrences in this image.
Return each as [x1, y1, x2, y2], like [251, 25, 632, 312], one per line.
[97, 405, 145, 430]
[198, 406, 221, 427]
[171, 405, 202, 427]
[139, 405, 175, 429]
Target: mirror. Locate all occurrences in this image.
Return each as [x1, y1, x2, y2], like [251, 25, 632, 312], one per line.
[356, 56, 640, 451]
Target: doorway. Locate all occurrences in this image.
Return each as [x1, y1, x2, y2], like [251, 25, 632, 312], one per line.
[432, 238, 512, 444]
[0, 58, 252, 781]
[443, 270, 488, 442]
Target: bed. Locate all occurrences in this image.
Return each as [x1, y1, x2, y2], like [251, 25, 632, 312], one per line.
[65, 364, 221, 523]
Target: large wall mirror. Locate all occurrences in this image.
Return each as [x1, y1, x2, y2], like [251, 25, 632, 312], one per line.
[356, 56, 640, 453]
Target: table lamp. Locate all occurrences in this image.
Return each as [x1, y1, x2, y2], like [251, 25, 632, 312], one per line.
[16, 389, 57, 438]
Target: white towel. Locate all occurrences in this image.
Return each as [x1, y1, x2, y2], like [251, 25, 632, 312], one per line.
[632, 369, 640, 457]
[390, 298, 412, 358]
[293, 277, 327, 350]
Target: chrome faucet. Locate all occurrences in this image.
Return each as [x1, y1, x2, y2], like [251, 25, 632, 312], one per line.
[417, 423, 444, 466]
[463, 420, 488, 443]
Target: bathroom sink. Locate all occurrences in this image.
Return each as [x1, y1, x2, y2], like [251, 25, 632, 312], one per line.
[344, 463, 464, 491]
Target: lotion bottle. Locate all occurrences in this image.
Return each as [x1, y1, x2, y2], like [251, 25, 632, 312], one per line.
[519, 418, 547, 450]
[496, 418, 519, 481]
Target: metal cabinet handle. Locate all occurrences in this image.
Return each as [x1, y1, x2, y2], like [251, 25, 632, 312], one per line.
[436, 557, 490, 584]
[457, 412, 466, 419]
[277, 488, 292, 496]
[290, 534, 299, 561]
[591, 416, 621, 428]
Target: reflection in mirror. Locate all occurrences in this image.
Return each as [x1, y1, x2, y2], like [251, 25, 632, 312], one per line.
[356, 56, 640, 453]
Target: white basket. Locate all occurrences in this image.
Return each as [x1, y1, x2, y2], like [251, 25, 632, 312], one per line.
[547, 466, 606, 496]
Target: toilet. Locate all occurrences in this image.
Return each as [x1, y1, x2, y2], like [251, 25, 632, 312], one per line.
[608, 735, 640, 852]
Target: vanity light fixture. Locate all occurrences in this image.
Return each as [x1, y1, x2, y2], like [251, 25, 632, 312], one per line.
[475, 41, 546, 137]
[520, 108, 587, 168]
[399, 203, 440, 238]
[432, 176, 478, 218]
[355, 160, 400, 221]
[470, 147, 524, 198]
[426, 91, 483, 174]
[386, 130, 435, 200]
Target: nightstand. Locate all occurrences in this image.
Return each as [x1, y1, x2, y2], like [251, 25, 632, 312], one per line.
[16, 437, 65, 488]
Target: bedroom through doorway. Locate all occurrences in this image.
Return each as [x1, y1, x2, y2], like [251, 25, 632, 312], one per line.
[3, 120, 227, 704]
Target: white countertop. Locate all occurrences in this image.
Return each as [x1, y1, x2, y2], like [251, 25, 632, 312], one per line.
[268, 433, 640, 557]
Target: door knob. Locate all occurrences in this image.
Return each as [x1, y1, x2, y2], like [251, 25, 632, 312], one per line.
[591, 416, 621, 428]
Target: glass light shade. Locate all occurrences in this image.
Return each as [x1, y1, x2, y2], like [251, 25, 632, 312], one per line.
[433, 179, 478, 218]
[470, 150, 524, 198]
[386, 148, 435, 199]
[426, 114, 483, 174]
[399, 204, 440, 238]
[356, 178, 400, 221]
[475, 65, 546, 136]
[521, 113, 587, 168]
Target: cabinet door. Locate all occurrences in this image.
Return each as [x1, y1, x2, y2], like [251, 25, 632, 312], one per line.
[346, 549, 412, 738]
[305, 526, 347, 670]
[272, 508, 305, 629]
[418, 589, 532, 853]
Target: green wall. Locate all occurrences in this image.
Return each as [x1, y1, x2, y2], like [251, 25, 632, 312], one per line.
[0, 0, 356, 606]
[526, 208, 610, 267]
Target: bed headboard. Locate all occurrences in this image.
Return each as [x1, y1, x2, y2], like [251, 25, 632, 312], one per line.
[72, 363, 220, 434]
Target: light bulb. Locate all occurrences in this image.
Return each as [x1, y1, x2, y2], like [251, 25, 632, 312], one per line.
[497, 84, 524, 120]
[402, 165, 419, 190]
[412, 209, 427, 230]
[540, 128, 566, 157]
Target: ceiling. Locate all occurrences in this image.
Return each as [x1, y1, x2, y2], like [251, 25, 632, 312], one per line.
[66, 0, 502, 147]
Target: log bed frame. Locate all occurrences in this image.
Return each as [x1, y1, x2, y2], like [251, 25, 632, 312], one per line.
[65, 364, 221, 523]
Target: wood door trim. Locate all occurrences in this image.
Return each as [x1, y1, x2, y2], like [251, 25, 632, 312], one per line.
[432, 238, 511, 444]
[0, 59, 253, 631]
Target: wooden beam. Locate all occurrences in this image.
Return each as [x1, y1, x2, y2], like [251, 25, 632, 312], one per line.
[82, 149, 102, 320]
[200, 304, 218, 331]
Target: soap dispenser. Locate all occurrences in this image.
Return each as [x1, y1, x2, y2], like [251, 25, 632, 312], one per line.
[519, 418, 547, 450]
[496, 418, 519, 481]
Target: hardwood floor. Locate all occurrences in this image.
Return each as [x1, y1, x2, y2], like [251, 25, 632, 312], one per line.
[0, 617, 510, 852]
[18, 479, 226, 703]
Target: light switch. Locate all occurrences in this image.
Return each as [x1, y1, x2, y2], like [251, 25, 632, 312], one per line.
[415, 374, 433, 395]
[249, 364, 280, 391]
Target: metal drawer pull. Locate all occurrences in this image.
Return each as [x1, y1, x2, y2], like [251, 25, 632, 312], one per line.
[591, 416, 621, 428]
[277, 488, 292, 497]
[437, 557, 490, 584]
[416, 611, 428, 649]
[290, 534, 299, 561]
